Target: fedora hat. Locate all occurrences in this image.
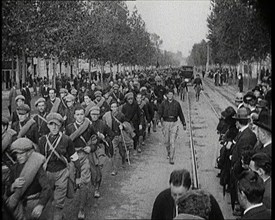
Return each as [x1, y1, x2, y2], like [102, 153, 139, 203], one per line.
[254, 109, 271, 132]
[232, 107, 250, 120]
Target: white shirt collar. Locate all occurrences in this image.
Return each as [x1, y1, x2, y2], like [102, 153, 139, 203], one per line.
[263, 140, 272, 148]
[244, 203, 263, 215]
[239, 124, 249, 132]
[263, 176, 270, 183]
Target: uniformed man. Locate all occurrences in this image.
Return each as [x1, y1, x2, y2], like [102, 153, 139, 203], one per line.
[59, 88, 69, 117]
[121, 92, 142, 155]
[63, 94, 77, 128]
[11, 104, 39, 146]
[109, 83, 125, 106]
[88, 105, 115, 198]
[33, 98, 50, 138]
[38, 112, 81, 220]
[93, 90, 110, 119]
[6, 138, 52, 220]
[65, 105, 97, 219]
[45, 88, 62, 114]
[158, 89, 186, 165]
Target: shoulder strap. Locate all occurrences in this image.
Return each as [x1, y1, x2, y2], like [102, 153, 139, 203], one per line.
[43, 132, 63, 170]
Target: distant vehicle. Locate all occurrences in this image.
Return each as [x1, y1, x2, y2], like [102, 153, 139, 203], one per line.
[179, 65, 194, 84]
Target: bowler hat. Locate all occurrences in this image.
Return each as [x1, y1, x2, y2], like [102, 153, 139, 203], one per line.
[243, 91, 256, 103]
[17, 104, 30, 114]
[15, 95, 25, 102]
[46, 112, 63, 126]
[254, 109, 271, 132]
[35, 97, 46, 107]
[10, 138, 34, 153]
[232, 107, 250, 120]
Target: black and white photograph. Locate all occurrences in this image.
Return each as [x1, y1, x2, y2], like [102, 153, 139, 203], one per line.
[2, 0, 271, 219]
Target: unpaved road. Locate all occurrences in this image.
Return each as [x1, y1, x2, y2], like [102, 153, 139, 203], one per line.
[2, 76, 238, 219]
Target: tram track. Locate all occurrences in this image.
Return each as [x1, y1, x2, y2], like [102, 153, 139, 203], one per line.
[186, 91, 199, 189]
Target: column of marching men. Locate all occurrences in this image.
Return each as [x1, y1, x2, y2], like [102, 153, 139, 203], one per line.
[215, 75, 272, 218]
[2, 68, 182, 220]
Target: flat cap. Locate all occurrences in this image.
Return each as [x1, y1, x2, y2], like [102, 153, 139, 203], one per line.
[71, 89, 78, 95]
[65, 94, 75, 102]
[125, 92, 134, 100]
[140, 86, 147, 92]
[113, 84, 119, 90]
[89, 105, 100, 115]
[2, 116, 9, 125]
[17, 104, 30, 114]
[94, 90, 102, 98]
[46, 112, 63, 126]
[15, 95, 25, 102]
[155, 75, 161, 82]
[60, 88, 68, 94]
[10, 138, 34, 153]
[35, 97, 46, 107]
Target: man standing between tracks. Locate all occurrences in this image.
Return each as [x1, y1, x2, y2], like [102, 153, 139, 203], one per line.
[158, 89, 186, 165]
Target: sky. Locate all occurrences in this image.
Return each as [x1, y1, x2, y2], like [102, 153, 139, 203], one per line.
[126, 0, 211, 58]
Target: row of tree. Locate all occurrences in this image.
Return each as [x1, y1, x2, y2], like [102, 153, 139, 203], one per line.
[2, 0, 183, 85]
[187, 0, 271, 67]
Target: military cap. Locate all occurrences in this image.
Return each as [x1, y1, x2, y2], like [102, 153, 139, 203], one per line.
[89, 105, 100, 115]
[2, 116, 9, 125]
[113, 84, 119, 90]
[10, 138, 34, 153]
[125, 92, 134, 100]
[17, 104, 30, 114]
[15, 95, 25, 102]
[254, 109, 271, 132]
[71, 89, 78, 95]
[94, 90, 102, 98]
[35, 97, 46, 107]
[60, 88, 68, 94]
[46, 112, 63, 126]
[232, 107, 250, 120]
[65, 94, 75, 102]
[243, 91, 256, 103]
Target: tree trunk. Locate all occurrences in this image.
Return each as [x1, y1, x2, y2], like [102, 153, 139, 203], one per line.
[52, 57, 57, 88]
[22, 52, 26, 85]
[16, 55, 20, 89]
[88, 59, 92, 81]
[11, 56, 15, 85]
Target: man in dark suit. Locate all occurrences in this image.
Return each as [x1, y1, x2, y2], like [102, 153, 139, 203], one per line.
[237, 170, 271, 219]
[249, 153, 271, 209]
[253, 109, 271, 158]
[21, 82, 32, 109]
[151, 169, 224, 220]
[228, 107, 257, 212]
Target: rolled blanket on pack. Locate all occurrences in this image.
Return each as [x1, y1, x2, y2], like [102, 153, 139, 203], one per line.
[2, 129, 17, 153]
[50, 97, 61, 113]
[17, 118, 36, 138]
[6, 151, 46, 211]
[69, 118, 91, 141]
[95, 96, 106, 108]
